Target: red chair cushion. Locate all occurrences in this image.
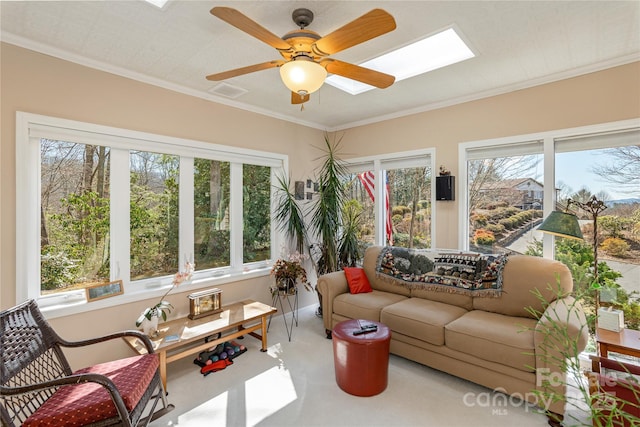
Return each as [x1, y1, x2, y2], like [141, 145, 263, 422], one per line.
[23, 354, 159, 427]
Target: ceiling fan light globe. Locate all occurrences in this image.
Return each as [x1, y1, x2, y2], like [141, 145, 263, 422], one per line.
[280, 60, 326, 95]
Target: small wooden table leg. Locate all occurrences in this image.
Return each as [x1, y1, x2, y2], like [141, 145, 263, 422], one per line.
[260, 315, 268, 352]
[599, 342, 608, 357]
[159, 350, 167, 390]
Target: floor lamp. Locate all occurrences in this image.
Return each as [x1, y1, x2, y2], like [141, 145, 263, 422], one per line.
[538, 195, 608, 314]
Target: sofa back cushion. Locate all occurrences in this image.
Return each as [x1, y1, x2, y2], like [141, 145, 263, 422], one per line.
[363, 246, 411, 297]
[472, 255, 573, 318]
[410, 287, 473, 311]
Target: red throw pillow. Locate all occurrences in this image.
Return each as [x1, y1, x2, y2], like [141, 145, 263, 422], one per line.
[344, 267, 373, 294]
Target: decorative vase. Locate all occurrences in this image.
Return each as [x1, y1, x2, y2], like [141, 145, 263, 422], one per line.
[140, 313, 159, 337]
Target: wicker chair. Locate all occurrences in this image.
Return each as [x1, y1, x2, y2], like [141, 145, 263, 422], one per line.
[1, 299, 174, 426]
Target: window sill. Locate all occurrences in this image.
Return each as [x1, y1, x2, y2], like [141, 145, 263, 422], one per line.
[39, 266, 272, 320]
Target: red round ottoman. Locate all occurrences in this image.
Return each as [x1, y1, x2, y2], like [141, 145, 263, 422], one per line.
[332, 319, 391, 396]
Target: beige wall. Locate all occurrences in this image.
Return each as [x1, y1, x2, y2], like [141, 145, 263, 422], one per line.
[2, 42, 639, 367]
[339, 61, 640, 247]
[0, 43, 323, 366]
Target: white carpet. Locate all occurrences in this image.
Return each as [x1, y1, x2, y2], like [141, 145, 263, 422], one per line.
[149, 304, 587, 427]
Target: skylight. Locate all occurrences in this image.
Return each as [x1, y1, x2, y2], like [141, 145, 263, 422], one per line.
[325, 27, 475, 95]
[144, 0, 169, 9]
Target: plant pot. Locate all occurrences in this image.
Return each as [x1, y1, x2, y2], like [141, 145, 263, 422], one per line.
[277, 278, 296, 295]
[140, 314, 159, 337]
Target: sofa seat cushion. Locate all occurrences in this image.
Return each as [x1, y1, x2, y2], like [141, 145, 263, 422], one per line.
[380, 298, 468, 346]
[445, 310, 537, 372]
[333, 290, 407, 322]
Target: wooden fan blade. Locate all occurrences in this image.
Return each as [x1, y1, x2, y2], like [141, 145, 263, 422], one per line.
[323, 59, 395, 88]
[206, 60, 284, 81]
[291, 92, 310, 104]
[211, 7, 292, 52]
[312, 9, 396, 56]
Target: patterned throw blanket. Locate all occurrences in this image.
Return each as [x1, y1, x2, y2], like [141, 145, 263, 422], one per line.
[375, 246, 509, 297]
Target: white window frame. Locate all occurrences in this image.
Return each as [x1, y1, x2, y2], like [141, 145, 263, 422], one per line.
[16, 112, 287, 318]
[458, 118, 640, 256]
[344, 148, 436, 248]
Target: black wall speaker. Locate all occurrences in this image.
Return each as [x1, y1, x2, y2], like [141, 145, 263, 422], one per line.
[436, 176, 455, 201]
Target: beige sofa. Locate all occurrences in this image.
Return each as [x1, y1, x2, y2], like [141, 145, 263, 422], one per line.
[317, 246, 588, 424]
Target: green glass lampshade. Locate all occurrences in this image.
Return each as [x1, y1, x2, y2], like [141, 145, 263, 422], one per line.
[538, 211, 583, 240]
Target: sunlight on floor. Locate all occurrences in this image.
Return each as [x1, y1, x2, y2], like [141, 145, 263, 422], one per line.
[177, 390, 228, 425]
[172, 354, 297, 426]
[245, 365, 297, 425]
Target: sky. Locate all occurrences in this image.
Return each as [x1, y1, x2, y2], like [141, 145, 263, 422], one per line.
[555, 149, 638, 202]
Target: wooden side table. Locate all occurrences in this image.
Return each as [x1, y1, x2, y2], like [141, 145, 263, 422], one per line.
[596, 328, 640, 358]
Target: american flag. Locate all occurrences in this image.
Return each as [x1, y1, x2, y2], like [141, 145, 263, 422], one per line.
[358, 171, 393, 245]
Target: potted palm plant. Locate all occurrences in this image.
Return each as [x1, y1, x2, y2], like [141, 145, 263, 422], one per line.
[273, 133, 363, 312]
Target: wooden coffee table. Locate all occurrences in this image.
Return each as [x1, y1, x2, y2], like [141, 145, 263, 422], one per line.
[124, 299, 276, 389]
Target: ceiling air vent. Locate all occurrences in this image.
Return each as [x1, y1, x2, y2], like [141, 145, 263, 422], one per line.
[208, 82, 248, 99]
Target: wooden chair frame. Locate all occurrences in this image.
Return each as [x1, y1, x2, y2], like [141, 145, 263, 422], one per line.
[586, 354, 640, 427]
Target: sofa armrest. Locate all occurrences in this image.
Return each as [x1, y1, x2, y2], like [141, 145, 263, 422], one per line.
[533, 296, 589, 415]
[317, 271, 349, 332]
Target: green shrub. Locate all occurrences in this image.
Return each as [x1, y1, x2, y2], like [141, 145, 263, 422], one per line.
[524, 237, 636, 333]
[600, 237, 630, 257]
[498, 218, 515, 230]
[40, 248, 79, 291]
[485, 223, 506, 234]
[471, 213, 488, 227]
[393, 233, 409, 246]
[413, 236, 430, 249]
[599, 215, 627, 239]
[504, 207, 521, 216]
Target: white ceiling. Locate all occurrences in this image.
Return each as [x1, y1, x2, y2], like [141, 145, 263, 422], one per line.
[2, 1, 639, 131]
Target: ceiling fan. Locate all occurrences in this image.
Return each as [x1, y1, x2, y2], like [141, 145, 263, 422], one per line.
[206, 7, 397, 105]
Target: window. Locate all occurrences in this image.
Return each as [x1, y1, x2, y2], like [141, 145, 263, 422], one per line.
[40, 140, 111, 294]
[17, 112, 286, 313]
[344, 150, 434, 250]
[460, 119, 640, 329]
[344, 169, 375, 246]
[554, 129, 640, 307]
[130, 151, 180, 281]
[194, 158, 230, 270]
[385, 165, 432, 249]
[464, 141, 543, 253]
[243, 164, 271, 263]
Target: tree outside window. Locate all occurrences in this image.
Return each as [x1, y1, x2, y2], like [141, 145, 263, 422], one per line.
[40, 140, 111, 294]
[130, 151, 179, 281]
[345, 164, 432, 251]
[194, 158, 230, 269]
[243, 164, 271, 263]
